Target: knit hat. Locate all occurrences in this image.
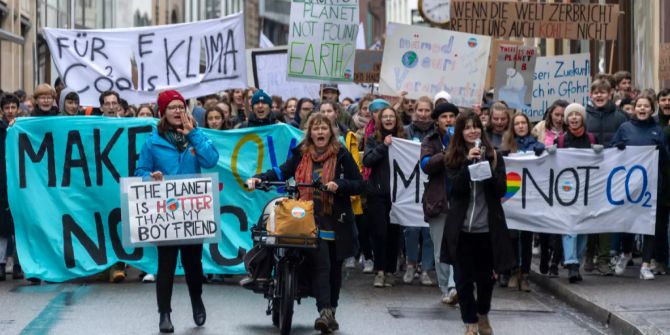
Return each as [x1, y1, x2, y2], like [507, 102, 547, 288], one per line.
[33, 83, 56, 99]
[433, 91, 452, 105]
[251, 89, 272, 107]
[431, 102, 460, 120]
[157, 90, 186, 117]
[564, 103, 586, 123]
[369, 98, 390, 113]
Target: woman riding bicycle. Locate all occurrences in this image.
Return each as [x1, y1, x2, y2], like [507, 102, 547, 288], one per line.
[246, 113, 363, 333]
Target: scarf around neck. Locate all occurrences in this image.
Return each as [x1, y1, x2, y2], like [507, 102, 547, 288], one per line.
[164, 130, 189, 152]
[295, 146, 338, 215]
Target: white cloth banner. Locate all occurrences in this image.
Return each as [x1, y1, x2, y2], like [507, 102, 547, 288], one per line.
[260, 33, 274, 48]
[379, 23, 491, 107]
[44, 13, 247, 107]
[246, 47, 321, 101]
[388, 138, 429, 227]
[503, 147, 658, 235]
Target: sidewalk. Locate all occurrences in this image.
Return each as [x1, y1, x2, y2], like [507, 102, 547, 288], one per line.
[529, 260, 670, 335]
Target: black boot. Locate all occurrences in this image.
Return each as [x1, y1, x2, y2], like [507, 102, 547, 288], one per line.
[159, 312, 174, 333]
[0, 264, 6, 281]
[12, 263, 23, 280]
[192, 297, 206, 326]
[568, 264, 580, 284]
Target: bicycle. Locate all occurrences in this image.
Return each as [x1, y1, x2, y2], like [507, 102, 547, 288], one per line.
[247, 178, 325, 335]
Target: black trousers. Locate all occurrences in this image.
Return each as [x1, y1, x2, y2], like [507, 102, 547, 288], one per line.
[656, 205, 669, 265]
[511, 230, 533, 274]
[156, 245, 203, 313]
[368, 196, 400, 273]
[304, 240, 343, 311]
[539, 233, 563, 267]
[355, 214, 373, 260]
[453, 232, 495, 324]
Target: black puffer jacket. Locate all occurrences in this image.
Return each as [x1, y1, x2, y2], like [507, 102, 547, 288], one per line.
[363, 134, 392, 198]
[236, 112, 278, 128]
[585, 101, 628, 146]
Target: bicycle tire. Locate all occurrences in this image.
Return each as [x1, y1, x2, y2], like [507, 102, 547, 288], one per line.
[271, 298, 280, 327]
[279, 261, 296, 335]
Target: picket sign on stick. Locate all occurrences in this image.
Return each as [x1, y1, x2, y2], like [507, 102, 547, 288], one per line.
[287, 0, 359, 83]
[43, 13, 247, 107]
[121, 174, 221, 247]
[246, 47, 320, 100]
[379, 23, 491, 107]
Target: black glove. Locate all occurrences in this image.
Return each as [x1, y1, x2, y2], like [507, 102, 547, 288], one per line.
[533, 146, 544, 156]
[615, 142, 626, 150]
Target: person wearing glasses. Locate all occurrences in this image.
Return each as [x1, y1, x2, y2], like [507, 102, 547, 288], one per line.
[32, 83, 59, 117]
[99, 90, 123, 117]
[135, 90, 219, 333]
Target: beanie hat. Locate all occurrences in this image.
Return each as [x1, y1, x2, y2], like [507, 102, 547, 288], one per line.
[369, 98, 390, 113]
[251, 89, 272, 107]
[33, 83, 56, 99]
[433, 91, 452, 105]
[431, 102, 460, 120]
[564, 103, 586, 123]
[157, 90, 186, 117]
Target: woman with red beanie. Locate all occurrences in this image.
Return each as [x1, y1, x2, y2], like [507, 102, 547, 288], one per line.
[135, 90, 220, 333]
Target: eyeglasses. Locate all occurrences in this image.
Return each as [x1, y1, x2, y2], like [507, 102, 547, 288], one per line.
[167, 105, 186, 111]
[37, 96, 53, 101]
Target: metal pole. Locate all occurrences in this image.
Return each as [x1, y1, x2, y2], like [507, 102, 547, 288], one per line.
[70, 0, 75, 29]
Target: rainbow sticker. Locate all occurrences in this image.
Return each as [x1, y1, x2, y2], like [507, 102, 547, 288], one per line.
[503, 172, 521, 203]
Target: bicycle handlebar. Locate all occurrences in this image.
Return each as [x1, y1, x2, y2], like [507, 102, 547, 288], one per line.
[247, 179, 329, 193]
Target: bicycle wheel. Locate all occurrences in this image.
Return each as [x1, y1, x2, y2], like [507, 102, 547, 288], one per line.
[271, 298, 279, 327]
[279, 261, 296, 335]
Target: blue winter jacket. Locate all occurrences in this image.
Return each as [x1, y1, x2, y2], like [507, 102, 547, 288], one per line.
[135, 127, 220, 177]
[515, 135, 545, 153]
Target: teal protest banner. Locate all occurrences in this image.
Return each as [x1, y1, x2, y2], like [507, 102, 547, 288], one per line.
[7, 117, 302, 282]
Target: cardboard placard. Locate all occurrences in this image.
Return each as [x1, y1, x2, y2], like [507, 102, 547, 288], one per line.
[493, 44, 537, 109]
[660, 44, 670, 81]
[450, 1, 619, 40]
[354, 50, 383, 83]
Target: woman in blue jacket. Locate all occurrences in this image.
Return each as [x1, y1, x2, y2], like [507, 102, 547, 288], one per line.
[610, 93, 669, 280]
[135, 90, 220, 333]
[501, 112, 545, 292]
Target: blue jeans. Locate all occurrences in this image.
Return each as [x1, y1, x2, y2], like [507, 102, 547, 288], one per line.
[562, 234, 587, 265]
[404, 226, 435, 271]
[428, 214, 456, 293]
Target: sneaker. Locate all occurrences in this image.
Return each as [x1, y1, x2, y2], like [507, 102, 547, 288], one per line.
[583, 256, 595, 272]
[420, 271, 434, 286]
[384, 273, 395, 287]
[614, 253, 632, 275]
[653, 261, 668, 275]
[596, 260, 614, 276]
[363, 260, 374, 274]
[344, 257, 356, 269]
[373, 272, 385, 288]
[640, 266, 655, 280]
[142, 274, 156, 283]
[403, 265, 416, 284]
[442, 288, 459, 305]
[548, 264, 559, 277]
[532, 245, 540, 256]
[358, 255, 365, 267]
[314, 308, 335, 333]
[110, 270, 126, 283]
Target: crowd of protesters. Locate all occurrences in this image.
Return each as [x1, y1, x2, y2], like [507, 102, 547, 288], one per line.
[0, 69, 669, 335]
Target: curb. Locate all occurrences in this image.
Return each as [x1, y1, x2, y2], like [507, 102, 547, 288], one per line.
[529, 270, 666, 335]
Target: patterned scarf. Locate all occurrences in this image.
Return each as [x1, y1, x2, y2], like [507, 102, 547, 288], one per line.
[294, 146, 338, 215]
[362, 120, 377, 180]
[164, 131, 189, 152]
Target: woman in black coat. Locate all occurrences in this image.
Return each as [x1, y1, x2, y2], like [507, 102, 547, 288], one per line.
[247, 113, 363, 333]
[441, 111, 515, 335]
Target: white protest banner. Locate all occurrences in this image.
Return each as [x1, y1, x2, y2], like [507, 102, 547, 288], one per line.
[43, 13, 247, 107]
[287, 0, 359, 83]
[122, 174, 221, 246]
[493, 44, 537, 109]
[246, 47, 320, 100]
[260, 33, 274, 48]
[521, 53, 591, 122]
[379, 23, 491, 107]
[503, 147, 658, 235]
[388, 138, 428, 227]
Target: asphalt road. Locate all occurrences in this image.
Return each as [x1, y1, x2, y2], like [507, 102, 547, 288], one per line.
[0, 267, 614, 335]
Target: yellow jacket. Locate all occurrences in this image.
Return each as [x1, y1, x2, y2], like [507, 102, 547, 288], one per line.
[344, 131, 364, 215]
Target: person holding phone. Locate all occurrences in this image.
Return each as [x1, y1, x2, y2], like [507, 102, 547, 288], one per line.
[441, 111, 514, 335]
[135, 90, 220, 333]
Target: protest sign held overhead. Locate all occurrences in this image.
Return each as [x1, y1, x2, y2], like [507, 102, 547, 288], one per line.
[354, 50, 383, 84]
[493, 44, 537, 109]
[388, 138, 428, 227]
[43, 13, 247, 107]
[379, 23, 491, 107]
[450, 1, 619, 40]
[522, 53, 591, 122]
[123, 175, 220, 246]
[246, 47, 321, 100]
[503, 147, 658, 235]
[287, 0, 359, 83]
